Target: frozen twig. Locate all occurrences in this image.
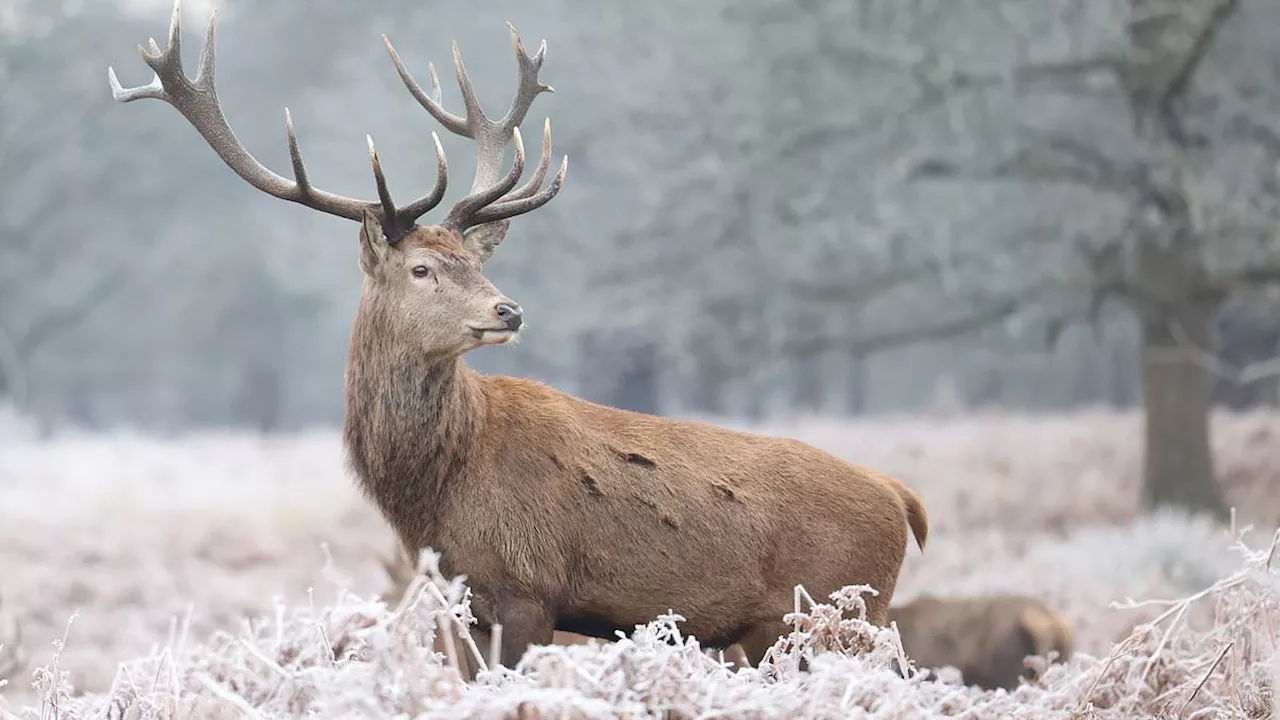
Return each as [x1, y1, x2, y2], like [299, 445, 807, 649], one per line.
[435, 610, 462, 677]
[196, 674, 267, 720]
[1140, 602, 1189, 684]
[1176, 641, 1232, 718]
[490, 623, 504, 671]
[238, 638, 291, 679]
[1150, 318, 1280, 385]
[1077, 633, 1144, 713]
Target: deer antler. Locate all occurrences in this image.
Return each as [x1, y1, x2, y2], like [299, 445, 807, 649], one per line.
[107, 0, 449, 242]
[383, 23, 569, 233]
[110, 1, 568, 243]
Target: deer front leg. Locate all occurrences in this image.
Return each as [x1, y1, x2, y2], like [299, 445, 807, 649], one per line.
[494, 597, 555, 669]
[461, 624, 491, 682]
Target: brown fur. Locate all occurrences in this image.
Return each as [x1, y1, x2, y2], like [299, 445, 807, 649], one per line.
[343, 221, 929, 673]
[889, 594, 1074, 691]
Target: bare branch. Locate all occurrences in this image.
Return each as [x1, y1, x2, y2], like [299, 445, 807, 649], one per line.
[1225, 266, 1280, 289]
[1189, 264, 1280, 299]
[790, 258, 945, 307]
[1124, 0, 1241, 145]
[1224, 113, 1280, 156]
[789, 298, 1022, 358]
[1011, 54, 1128, 85]
[814, 23, 1125, 96]
[907, 130, 1142, 196]
[1149, 317, 1280, 385]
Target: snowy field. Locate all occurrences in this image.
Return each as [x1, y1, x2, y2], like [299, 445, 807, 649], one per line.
[0, 407, 1277, 718]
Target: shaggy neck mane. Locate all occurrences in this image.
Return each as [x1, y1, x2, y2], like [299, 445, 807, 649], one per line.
[342, 301, 485, 541]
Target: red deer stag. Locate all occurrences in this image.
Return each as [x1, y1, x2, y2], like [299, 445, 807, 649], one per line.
[109, 1, 929, 674]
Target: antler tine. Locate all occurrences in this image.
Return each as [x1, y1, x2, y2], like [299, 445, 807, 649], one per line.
[284, 108, 312, 193]
[147, 0, 184, 85]
[366, 135, 401, 233]
[384, 23, 565, 235]
[498, 23, 553, 134]
[382, 35, 469, 138]
[456, 23, 553, 197]
[471, 154, 568, 227]
[500, 118, 552, 202]
[441, 126, 528, 232]
[399, 132, 450, 223]
[193, 0, 216, 87]
[110, 0, 448, 239]
[450, 40, 490, 143]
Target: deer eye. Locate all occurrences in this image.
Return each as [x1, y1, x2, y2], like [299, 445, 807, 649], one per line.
[411, 265, 432, 280]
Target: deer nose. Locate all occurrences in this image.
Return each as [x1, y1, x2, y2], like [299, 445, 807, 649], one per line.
[495, 301, 523, 331]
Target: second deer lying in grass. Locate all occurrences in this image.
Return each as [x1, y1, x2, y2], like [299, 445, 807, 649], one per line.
[890, 594, 1075, 691]
[111, 1, 929, 674]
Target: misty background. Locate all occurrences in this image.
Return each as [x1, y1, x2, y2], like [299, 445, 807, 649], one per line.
[1, 0, 1277, 446]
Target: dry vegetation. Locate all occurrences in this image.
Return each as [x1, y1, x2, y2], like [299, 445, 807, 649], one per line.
[0, 406, 1277, 718]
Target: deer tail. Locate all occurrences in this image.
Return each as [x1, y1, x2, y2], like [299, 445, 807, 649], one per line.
[896, 482, 929, 552]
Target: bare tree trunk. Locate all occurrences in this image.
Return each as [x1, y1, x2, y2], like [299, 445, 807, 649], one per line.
[1139, 303, 1228, 519]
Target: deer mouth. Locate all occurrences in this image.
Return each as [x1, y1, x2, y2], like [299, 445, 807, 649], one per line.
[469, 326, 518, 343]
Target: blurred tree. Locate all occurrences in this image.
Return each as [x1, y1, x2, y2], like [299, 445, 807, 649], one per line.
[2, 0, 1275, 435]
[901, 0, 1280, 518]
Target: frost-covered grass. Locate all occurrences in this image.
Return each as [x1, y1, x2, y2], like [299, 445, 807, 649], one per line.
[0, 407, 1277, 718]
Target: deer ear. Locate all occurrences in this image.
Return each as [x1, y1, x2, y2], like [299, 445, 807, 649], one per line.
[358, 209, 389, 276]
[460, 220, 511, 263]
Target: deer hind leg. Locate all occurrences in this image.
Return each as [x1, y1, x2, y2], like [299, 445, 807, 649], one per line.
[721, 643, 752, 670]
[736, 621, 793, 668]
[494, 597, 556, 670]
[864, 588, 893, 627]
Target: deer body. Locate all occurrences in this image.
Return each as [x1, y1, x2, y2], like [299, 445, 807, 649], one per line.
[890, 594, 1074, 691]
[111, 0, 928, 674]
[348, 292, 927, 660]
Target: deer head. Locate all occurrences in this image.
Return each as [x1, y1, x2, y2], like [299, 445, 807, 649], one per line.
[108, 0, 567, 357]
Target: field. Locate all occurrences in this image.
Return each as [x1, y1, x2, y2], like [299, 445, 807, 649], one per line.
[0, 406, 1277, 718]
